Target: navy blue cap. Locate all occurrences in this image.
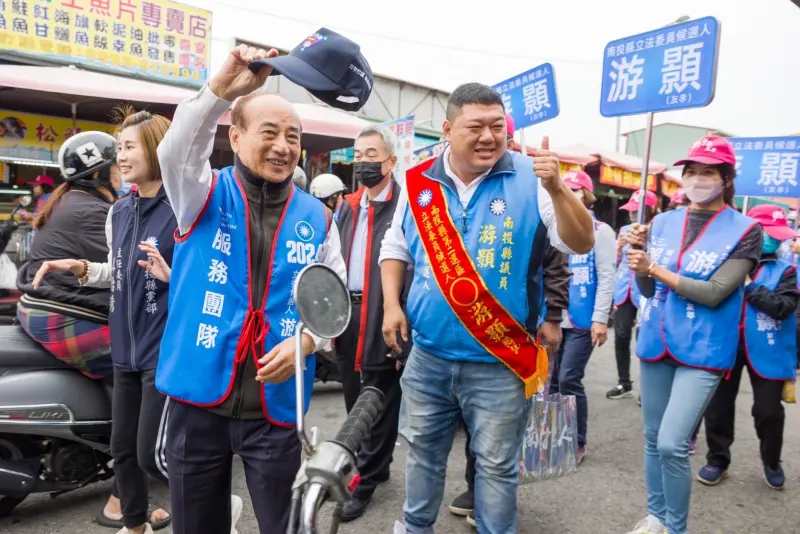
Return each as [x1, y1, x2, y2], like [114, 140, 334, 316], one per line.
[248, 28, 373, 112]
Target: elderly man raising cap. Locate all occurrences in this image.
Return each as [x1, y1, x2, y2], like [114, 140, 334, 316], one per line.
[607, 188, 659, 401]
[154, 36, 366, 532]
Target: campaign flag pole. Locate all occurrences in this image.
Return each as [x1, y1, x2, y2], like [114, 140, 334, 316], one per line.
[519, 128, 527, 157]
[600, 15, 720, 228]
[741, 196, 750, 214]
[635, 112, 655, 225]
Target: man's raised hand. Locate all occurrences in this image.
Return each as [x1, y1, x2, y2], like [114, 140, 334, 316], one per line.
[533, 136, 562, 192]
[208, 45, 279, 102]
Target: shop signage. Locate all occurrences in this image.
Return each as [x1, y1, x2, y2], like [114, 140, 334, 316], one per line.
[0, 0, 211, 88]
[599, 165, 657, 192]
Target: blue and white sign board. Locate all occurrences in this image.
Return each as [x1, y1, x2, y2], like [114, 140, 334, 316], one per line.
[493, 63, 559, 130]
[600, 16, 721, 117]
[728, 137, 800, 198]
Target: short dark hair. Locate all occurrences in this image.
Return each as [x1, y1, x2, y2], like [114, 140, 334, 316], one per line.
[446, 83, 504, 122]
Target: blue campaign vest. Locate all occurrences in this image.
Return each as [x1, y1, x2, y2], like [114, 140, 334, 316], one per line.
[614, 224, 644, 308]
[157, 167, 328, 425]
[777, 243, 800, 289]
[566, 221, 604, 330]
[636, 207, 756, 371]
[403, 152, 541, 362]
[743, 260, 798, 381]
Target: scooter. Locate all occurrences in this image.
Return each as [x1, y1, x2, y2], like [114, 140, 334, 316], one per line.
[0, 325, 113, 517]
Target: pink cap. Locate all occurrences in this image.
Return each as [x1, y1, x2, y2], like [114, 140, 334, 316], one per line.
[674, 136, 736, 167]
[620, 190, 658, 211]
[747, 204, 799, 241]
[30, 175, 54, 188]
[505, 113, 515, 139]
[670, 188, 687, 205]
[563, 170, 593, 192]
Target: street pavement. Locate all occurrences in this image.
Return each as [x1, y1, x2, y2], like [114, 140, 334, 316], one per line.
[2, 334, 798, 533]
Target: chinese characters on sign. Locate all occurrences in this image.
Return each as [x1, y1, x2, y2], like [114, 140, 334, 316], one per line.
[382, 115, 415, 186]
[0, 0, 211, 88]
[599, 165, 657, 192]
[600, 16, 720, 117]
[0, 109, 114, 163]
[493, 63, 560, 130]
[727, 137, 800, 198]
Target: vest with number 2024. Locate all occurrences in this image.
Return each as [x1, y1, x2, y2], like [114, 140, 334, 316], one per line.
[742, 259, 798, 381]
[636, 207, 756, 372]
[157, 167, 329, 425]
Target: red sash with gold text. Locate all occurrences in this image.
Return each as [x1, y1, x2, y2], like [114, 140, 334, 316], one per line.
[405, 159, 548, 398]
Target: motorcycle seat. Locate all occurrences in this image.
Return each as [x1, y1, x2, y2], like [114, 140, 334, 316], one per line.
[0, 325, 72, 369]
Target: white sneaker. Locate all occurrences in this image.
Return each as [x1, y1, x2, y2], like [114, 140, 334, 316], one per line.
[627, 514, 667, 534]
[115, 525, 154, 534]
[230, 495, 243, 534]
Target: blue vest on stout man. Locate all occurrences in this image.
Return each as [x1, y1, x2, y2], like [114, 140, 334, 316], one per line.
[567, 220, 604, 330]
[636, 207, 756, 372]
[743, 259, 798, 381]
[157, 167, 328, 425]
[614, 224, 644, 308]
[402, 151, 541, 362]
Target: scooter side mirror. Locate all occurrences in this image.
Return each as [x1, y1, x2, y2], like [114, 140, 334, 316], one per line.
[293, 263, 351, 339]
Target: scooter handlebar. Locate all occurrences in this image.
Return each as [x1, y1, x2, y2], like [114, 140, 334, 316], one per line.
[331, 386, 384, 457]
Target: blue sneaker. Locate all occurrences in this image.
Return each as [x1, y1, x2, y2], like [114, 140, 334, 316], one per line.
[697, 464, 728, 486]
[763, 463, 785, 490]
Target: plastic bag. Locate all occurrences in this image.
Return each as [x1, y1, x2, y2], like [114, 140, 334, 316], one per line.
[0, 253, 17, 290]
[782, 379, 796, 404]
[519, 348, 579, 484]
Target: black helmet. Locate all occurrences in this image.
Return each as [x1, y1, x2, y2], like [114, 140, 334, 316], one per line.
[58, 130, 117, 186]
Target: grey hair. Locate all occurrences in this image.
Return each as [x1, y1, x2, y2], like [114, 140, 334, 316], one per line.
[356, 124, 397, 157]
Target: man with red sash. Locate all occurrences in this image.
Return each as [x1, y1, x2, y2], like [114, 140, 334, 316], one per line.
[380, 83, 594, 534]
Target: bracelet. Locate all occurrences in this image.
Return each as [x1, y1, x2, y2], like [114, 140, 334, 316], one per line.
[77, 259, 89, 286]
[647, 262, 656, 275]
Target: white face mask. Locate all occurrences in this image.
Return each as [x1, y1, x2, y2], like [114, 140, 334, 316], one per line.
[683, 176, 724, 204]
[572, 189, 584, 201]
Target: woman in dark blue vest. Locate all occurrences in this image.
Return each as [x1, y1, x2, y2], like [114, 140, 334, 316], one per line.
[698, 203, 798, 491]
[607, 189, 658, 401]
[35, 109, 177, 534]
[625, 136, 763, 534]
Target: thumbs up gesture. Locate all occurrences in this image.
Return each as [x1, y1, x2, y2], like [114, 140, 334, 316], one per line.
[533, 136, 562, 192]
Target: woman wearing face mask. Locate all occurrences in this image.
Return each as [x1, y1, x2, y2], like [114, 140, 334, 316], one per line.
[607, 190, 658, 401]
[309, 173, 347, 215]
[697, 204, 798, 490]
[624, 136, 763, 534]
[34, 107, 177, 534]
[550, 170, 616, 465]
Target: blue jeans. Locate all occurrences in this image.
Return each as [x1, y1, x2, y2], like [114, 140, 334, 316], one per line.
[549, 328, 593, 447]
[399, 346, 528, 534]
[640, 359, 722, 534]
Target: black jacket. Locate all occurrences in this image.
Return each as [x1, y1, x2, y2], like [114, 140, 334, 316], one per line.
[108, 186, 176, 372]
[745, 256, 798, 321]
[336, 181, 412, 371]
[17, 187, 113, 322]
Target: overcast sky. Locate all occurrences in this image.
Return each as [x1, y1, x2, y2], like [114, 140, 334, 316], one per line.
[185, 0, 800, 151]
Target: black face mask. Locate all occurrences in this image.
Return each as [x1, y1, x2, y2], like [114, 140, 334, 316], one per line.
[353, 160, 388, 188]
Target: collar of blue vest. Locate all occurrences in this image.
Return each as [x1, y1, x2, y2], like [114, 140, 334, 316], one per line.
[423, 149, 516, 191]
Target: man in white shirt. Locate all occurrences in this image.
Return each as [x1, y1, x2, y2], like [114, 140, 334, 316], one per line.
[333, 124, 411, 522]
[380, 83, 594, 533]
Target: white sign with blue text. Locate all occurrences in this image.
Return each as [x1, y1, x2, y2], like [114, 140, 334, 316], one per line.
[728, 137, 800, 198]
[600, 16, 721, 117]
[493, 63, 559, 130]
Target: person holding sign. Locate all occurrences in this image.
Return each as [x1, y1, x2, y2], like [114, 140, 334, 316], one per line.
[697, 204, 798, 490]
[549, 170, 616, 464]
[607, 190, 659, 401]
[380, 82, 594, 534]
[625, 136, 763, 534]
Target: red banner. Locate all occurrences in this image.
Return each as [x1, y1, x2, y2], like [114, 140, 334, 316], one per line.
[405, 160, 548, 398]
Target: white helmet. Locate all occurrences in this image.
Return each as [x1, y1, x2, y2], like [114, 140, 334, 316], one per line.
[292, 166, 308, 190]
[310, 173, 346, 199]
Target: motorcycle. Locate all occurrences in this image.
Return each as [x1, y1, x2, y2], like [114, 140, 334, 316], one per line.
[0, 325, 113, 517]
[286, 264, 384, 534]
